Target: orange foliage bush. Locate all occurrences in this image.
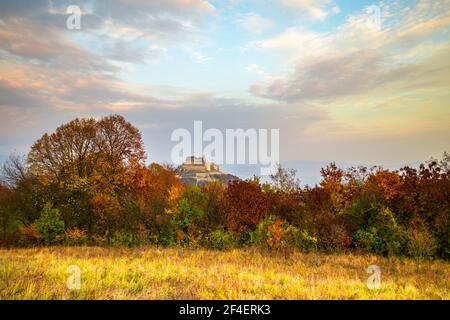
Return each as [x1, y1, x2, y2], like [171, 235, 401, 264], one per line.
[220, 180, 270, 233]
[367, 170, 403, 201]
[65, 228, 88, 245]
[19, 224, 39, 244]
[267, 217, 284, 250]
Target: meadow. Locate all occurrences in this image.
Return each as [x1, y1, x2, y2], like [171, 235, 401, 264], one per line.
[0, 246, 448, 300]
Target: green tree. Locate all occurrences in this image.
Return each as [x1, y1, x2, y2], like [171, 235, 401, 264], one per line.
[35, 204, 65, 245]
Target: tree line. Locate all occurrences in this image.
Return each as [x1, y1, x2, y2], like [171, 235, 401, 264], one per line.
[0, 115, 448, 259]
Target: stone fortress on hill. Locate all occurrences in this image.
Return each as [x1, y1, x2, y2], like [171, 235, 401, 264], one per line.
[177, 156, 238, 186]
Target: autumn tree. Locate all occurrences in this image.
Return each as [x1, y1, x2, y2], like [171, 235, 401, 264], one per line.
[269, 164, 301, 193]
[27, 118, 98, 182]
[202, 181, 225, 228]
[319, 162, 351, 216]
[1, 153, 44, 225]
[221, 180, 270, 233]
[27, 115, 145, 181]
[26, 114, 146, 233]
[129, 163, 183, 237]
[267, 165, 303, 224]
[96, 114, 146, 166]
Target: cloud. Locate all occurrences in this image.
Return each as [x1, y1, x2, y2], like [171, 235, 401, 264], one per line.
[92, 0, 215, 42]
[0, 80, 49, 109]
[102, 39, 167, 64]
[0, 58, 173, 113]
[250, 1, 450, 103]
[186, 48, 211, 63]
[0, 75, 331, 164]
[251, 50, 383, 102]
[332, 5, 341, 15]
[280, 0, 336, 21]
[0, 19, 118, 74]
[0, 0, 216, 68]
[257, 27, 328, 53]
[246, 64, 265, 75]
[0, 0, 220, 128]
[235, 13, 273, 34]
[0, 0, 448, 168]
[0, 0, 49, 18]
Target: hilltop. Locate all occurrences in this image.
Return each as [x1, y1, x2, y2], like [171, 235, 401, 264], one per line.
[177, 156, 239, 186]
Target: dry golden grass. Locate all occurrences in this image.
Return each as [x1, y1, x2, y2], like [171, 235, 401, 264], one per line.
[0, 246, 448, 300]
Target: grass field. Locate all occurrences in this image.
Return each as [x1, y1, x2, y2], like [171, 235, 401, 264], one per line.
[0, 247, 448, 300]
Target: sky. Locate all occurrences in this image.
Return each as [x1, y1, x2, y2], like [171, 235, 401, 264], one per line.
[0, 0, 449, 183]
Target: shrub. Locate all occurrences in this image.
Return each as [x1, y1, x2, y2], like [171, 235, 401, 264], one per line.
[65, 228, 88, 246]
[266, 217, 287, 250]
[19, 223, 39, 246]
[375, 207, 406, 256]
[178, 186, 205, 231]
[155, 214, 179, 247]
[351, 204, 406, 256]
[109, 230, 137, 247]
[221, 180, 270, 233]
[239, 231, 252, 246]
[90, 193, 122, 235]
[203, 229, 238, 250]
[313, 214, 351, 252]
[435, 227, 449, 259]
[135, 223, 150, 245]
[251, 216, 318, 252]
[35, 204, 65, 245]
[91, 233, 108, 246]
[289, 228, 318, 252]
[175, 185, 207, 245]
[0, 217, 22, 247]
[202, 181, 225, 228]
[251, 216, 272, 248]
[353, 229, 385, 254]
[406, 226, 438, 259]
[251, 215, 291, 250]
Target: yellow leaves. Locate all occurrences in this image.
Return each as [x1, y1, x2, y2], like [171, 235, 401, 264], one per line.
[368, 170, 403, 201]
[168, 185, 184, 208]
[19, 224, 39, 243]
[90, 193, 122, 231]
[62, 175, 89, 192]
[267, 217, 287, 250]
[65, 228, 88, 245]
[329, 190, 347, 215]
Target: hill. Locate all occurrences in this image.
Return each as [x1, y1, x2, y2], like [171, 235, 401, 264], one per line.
[177, 156, 239, 186]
